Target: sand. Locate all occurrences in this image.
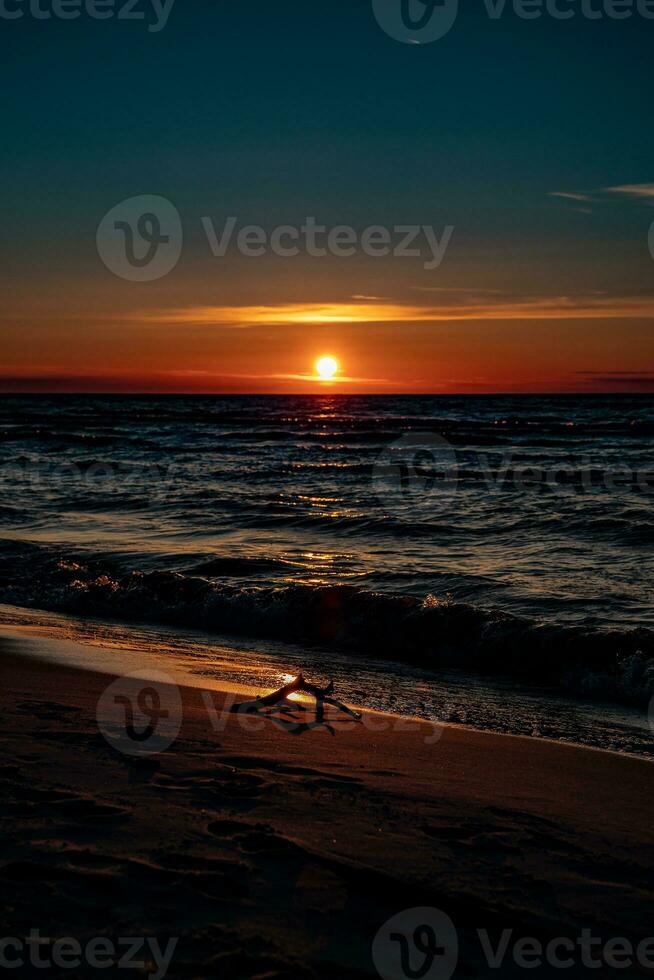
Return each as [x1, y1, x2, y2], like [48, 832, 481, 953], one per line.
[2, 635, 654, 979]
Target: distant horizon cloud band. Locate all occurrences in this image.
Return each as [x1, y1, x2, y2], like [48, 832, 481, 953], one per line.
[2, 282, 653, 392]
[129, 294, 654, 326]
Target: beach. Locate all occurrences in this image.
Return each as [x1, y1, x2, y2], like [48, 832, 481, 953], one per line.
[2, 631, 654, 978]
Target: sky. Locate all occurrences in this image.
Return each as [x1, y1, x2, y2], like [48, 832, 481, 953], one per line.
[0, 0, 653, 393]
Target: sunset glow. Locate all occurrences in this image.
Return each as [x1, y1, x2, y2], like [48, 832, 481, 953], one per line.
[0, 5, 651, 399]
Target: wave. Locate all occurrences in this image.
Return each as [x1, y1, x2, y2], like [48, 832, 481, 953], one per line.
[0, 540, 652, 709]
[185, 555, 290, 577]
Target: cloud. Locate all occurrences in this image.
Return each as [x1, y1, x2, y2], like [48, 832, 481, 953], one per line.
[550, 191, 594, 203]
[604, 183, 654, 200]
[576, 371, 654, 388]
[410, 286, 504, 295]
[271, 373, 405, 385]
[579, 375, 654, 387]
[0, 367, 410, 393]
[130, 295, 654, 327]
[550, 184, 654, 208]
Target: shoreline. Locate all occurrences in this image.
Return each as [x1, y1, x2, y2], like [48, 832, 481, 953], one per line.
[1, 602, 652, 762]
[2, 624, 651, 767]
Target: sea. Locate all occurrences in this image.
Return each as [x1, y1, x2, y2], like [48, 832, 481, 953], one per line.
[1, 394, 653, 756]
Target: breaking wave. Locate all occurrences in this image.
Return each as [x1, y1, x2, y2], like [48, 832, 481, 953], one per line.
[1, 539, 652, 709]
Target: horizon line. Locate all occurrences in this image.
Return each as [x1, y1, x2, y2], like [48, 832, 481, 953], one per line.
[0, 388, 652, 396]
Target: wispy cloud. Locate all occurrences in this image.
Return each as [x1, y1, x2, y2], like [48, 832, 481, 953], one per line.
[410, 286, 504, 295]
[550, 191, 594, 203]
[576, 371, 654, 387]
[604, 183, 654, 200]
[589, 377, 654, 386]
[270, 373, 405, 385]
[0, 367, 410, 393]
[550, 183, 654, 208]
[130, 295, 654, 327]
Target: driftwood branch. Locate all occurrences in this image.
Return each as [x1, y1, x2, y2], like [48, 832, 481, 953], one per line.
[230, 673, 361, 723]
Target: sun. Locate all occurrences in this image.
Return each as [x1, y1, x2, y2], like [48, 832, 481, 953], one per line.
[315, 356, 339, 381]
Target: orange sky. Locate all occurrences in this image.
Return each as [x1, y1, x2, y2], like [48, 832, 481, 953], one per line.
[2, 311, 653, 393]
[2, 244, 653, 394]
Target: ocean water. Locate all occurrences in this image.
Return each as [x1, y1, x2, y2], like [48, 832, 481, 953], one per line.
[0, 394, 653, 735]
